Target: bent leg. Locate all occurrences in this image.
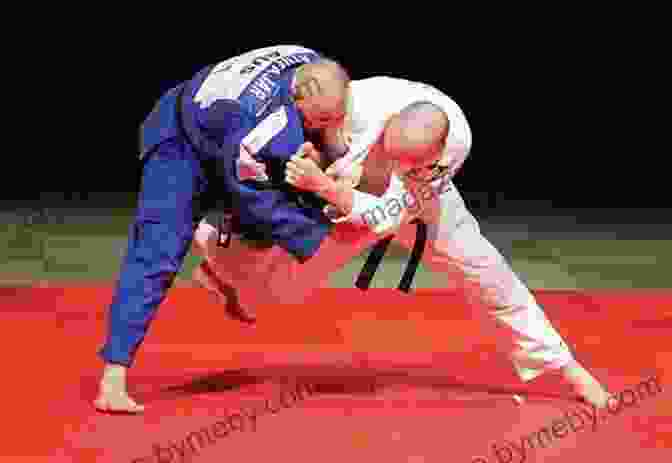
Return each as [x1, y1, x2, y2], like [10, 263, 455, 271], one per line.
[191, 219, 378, 306]
[191, 219, 293, 307]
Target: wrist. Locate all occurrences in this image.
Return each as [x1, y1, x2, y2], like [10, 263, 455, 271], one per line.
[316, 174, 337, 196]
[316, 176, 353, 215]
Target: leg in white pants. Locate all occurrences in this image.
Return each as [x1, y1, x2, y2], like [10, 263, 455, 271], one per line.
[406, 185, 611, 406]
[394, 183, 574, 382]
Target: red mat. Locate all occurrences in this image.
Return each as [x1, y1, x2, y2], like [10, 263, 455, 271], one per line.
[1, 288, 670, 462]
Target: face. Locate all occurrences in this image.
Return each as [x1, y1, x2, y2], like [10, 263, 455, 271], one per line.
[297, 95, 347, 130]
[382, 123, 446, 181]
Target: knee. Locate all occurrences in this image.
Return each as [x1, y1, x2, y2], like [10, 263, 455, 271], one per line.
[423, 239, 466, 271]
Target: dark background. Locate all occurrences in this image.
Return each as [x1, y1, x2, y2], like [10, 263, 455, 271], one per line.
[19, 12, 663, 214]
[2, 11, 667, 287]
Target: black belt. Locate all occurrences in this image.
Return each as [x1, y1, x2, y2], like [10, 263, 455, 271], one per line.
[355, 219, 427, 293]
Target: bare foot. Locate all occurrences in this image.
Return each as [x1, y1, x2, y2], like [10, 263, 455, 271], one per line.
[94, 388, 145, 414]
[193, 261, 257, 324]
[561, 360, 612, 408]
[94, 363, 145, 414]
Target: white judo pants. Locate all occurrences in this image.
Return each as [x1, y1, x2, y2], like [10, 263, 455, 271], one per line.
[192, 181, 574, 382]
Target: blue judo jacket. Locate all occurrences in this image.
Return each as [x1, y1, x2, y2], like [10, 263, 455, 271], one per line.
[139, 45, 332, 261]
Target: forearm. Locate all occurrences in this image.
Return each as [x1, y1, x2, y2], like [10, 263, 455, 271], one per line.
[321, 174, 411, 235]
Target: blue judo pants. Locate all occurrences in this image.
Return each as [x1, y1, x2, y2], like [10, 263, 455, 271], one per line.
[99, 136, 211, 366]
[99, 80, 331, 367]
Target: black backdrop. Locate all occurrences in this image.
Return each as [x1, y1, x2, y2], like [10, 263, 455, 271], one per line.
[26, 12, 662, 212]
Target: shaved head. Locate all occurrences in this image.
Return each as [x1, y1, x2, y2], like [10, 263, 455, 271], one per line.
[292, 59, 350, 129]
[382, 101, 450, 169]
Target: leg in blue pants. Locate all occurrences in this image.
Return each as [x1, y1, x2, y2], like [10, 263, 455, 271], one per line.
[97, 138, 210, 413]
[100, 137, 210, 366]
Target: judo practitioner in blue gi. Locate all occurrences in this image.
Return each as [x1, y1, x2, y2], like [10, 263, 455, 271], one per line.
[95, 45, 351, 413]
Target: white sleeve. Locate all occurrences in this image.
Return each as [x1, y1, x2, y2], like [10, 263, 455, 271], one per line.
[324, 174, 410, 235]
[410, 81, 473, 176]
[325, 105, 472, 234]
[322, 80, 473, 234]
